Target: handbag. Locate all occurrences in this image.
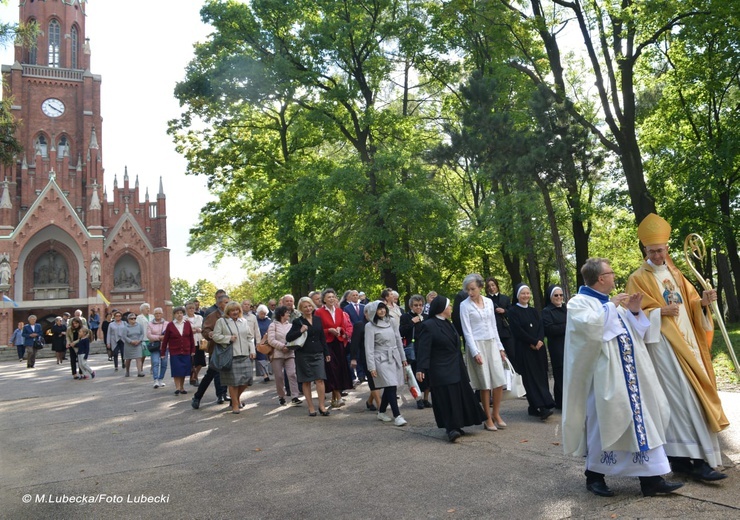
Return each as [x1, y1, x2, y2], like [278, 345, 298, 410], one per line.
[148, 341, 161, 352]
[142, 344, 151, 357]
[256, 327, 273, 356]
[502, 357, 526, 400]
[209, 318, 234, 371]
[199, 338, 209, 351]
[210, 343, 233, 371]
[286, 331, 307, 349]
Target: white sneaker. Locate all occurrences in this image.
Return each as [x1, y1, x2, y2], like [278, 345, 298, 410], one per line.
[394, 415, 408, 427]
[377, 412, 392, 422]
[158, 380, 166, 387]
[153, 381, 160, 388]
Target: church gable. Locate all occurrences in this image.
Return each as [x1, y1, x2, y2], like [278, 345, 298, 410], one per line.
[104, 214, 154, 261]
[7, 178, 92, 249]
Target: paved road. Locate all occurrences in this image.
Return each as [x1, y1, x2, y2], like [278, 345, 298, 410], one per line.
[1, 355, 739, 519]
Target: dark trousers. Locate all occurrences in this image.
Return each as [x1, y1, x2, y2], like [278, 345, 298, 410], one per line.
[25, 346, 41, 367]
[16, 344, 25, 360]
[194, 366, 226, 400]
[379, 386, 400, 417]
[69, 348, 79, 375]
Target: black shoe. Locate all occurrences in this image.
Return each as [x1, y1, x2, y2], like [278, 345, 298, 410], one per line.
[224, 395, 232, 402]
[217, 395, 225, 405]
[641, 477, 684, 497]
[692, 462, 728, 482]
[669, 457, 694, 476]
[366, 401, 377, 411]
[528, 406, 540, 416]
[539, 408, 553, 420]
[292, 397, 302, 405]
[279, 397, 286, 405]
[423, 399, 432, 408]
[341, 391, 348, 397]
[447, 430, 461, 443]
[416, 400, 425, 410]
[319, 409, 330, 416]
[191, 397, 201, 409]
[586, 481, 614, 497]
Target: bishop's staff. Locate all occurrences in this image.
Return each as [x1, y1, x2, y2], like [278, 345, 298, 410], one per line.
[683, 233, 740, 379]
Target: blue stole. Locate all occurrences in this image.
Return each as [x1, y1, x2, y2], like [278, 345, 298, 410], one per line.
[579, 285, 648, 452]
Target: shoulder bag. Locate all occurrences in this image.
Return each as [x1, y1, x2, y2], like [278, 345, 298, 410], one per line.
[256, 323, 274, 356]
[209, 318, 234, 371]
[502, 357, 526, 400]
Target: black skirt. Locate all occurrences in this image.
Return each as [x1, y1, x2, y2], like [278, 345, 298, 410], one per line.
[430, 381, 485, 431]
[295, 351, 326, 383]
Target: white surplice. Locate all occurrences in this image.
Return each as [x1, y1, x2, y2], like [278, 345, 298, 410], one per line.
[563, 292, 670, 476]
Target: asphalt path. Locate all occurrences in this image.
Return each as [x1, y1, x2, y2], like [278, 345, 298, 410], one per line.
[1, 354, 739, 519]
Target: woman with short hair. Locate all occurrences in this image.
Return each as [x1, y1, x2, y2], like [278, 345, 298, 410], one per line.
[162, 306, 195, 395]
[314, 288, 354, 408]
[268, 305, 301, 405]
[286, 297, 330, 416]
[212, 301, 258, 413]
[123, 313, 146, 377]
[106, 311, 126, 372]
[147, 307, 168, 388]
[459, 273, 508, 431]
[51, 316, 67, 365]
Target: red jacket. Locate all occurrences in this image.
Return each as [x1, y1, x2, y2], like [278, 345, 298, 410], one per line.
[162, 320, 195, 356]
[314, 306, 353, 347]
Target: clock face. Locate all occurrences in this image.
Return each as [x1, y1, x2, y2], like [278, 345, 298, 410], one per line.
[41, 98, 65, 118]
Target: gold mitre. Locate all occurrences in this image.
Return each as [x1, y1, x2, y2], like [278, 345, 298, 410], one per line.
[638, 213, 671, 245]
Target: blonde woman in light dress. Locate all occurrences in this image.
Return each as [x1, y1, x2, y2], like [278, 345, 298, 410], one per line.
[459, 273, 508, 431]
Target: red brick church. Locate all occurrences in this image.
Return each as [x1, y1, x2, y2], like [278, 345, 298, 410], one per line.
[0, 0, 170, 343]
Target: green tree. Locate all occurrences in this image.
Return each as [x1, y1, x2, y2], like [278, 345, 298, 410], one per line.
[505, 0, 719, 224]
[0, 5, 37, 165]
[170, 0, 454, 296]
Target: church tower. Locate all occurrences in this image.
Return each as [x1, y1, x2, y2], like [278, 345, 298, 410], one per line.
[0, 0, 170, 343]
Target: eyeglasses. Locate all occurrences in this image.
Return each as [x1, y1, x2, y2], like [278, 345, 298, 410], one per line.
[600, 271, 615, 276]
[128, 316, 137, 320]
[552, 294, 564, 297]
[646, 247, 667, 256]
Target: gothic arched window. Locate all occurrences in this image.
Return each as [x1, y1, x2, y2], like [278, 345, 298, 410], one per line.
[57, 135, 69, 158]
[70, 25, 79, 69]
[48, 19, 61, 67]
[35, 134, 48, 158]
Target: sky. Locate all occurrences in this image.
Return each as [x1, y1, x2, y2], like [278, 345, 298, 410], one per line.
[0, 0, 244, 286]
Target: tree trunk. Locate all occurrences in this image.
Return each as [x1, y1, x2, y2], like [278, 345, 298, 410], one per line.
[716, 252, 740, 322]
[536, 177, 570, 298]
[718, 191, 740, 305]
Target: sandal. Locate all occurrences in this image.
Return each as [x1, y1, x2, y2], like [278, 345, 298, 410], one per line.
[319, 409, 331, 416]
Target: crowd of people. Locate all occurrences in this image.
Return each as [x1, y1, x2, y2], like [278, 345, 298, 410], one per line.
[10, 214, 730, 499]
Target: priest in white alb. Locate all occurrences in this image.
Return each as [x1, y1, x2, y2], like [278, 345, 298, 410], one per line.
[563, 257, 683, 497]
[626, 213, 728, 481]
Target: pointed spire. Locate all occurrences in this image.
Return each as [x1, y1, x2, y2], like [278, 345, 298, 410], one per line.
[113, 173, 118, 189]
[157, 176, 165, 199]
[145, 187, 150, 201]
[124, 166, 129, 183]
[89, 126, 99, 149]
[135, 174, 139, 189]
[0, 181, 12, 209]
[89, 183, 101, 211]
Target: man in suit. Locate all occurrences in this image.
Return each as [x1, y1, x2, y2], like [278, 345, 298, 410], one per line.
[344, 290, 365, 324]
[344, 290, 366, 384]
